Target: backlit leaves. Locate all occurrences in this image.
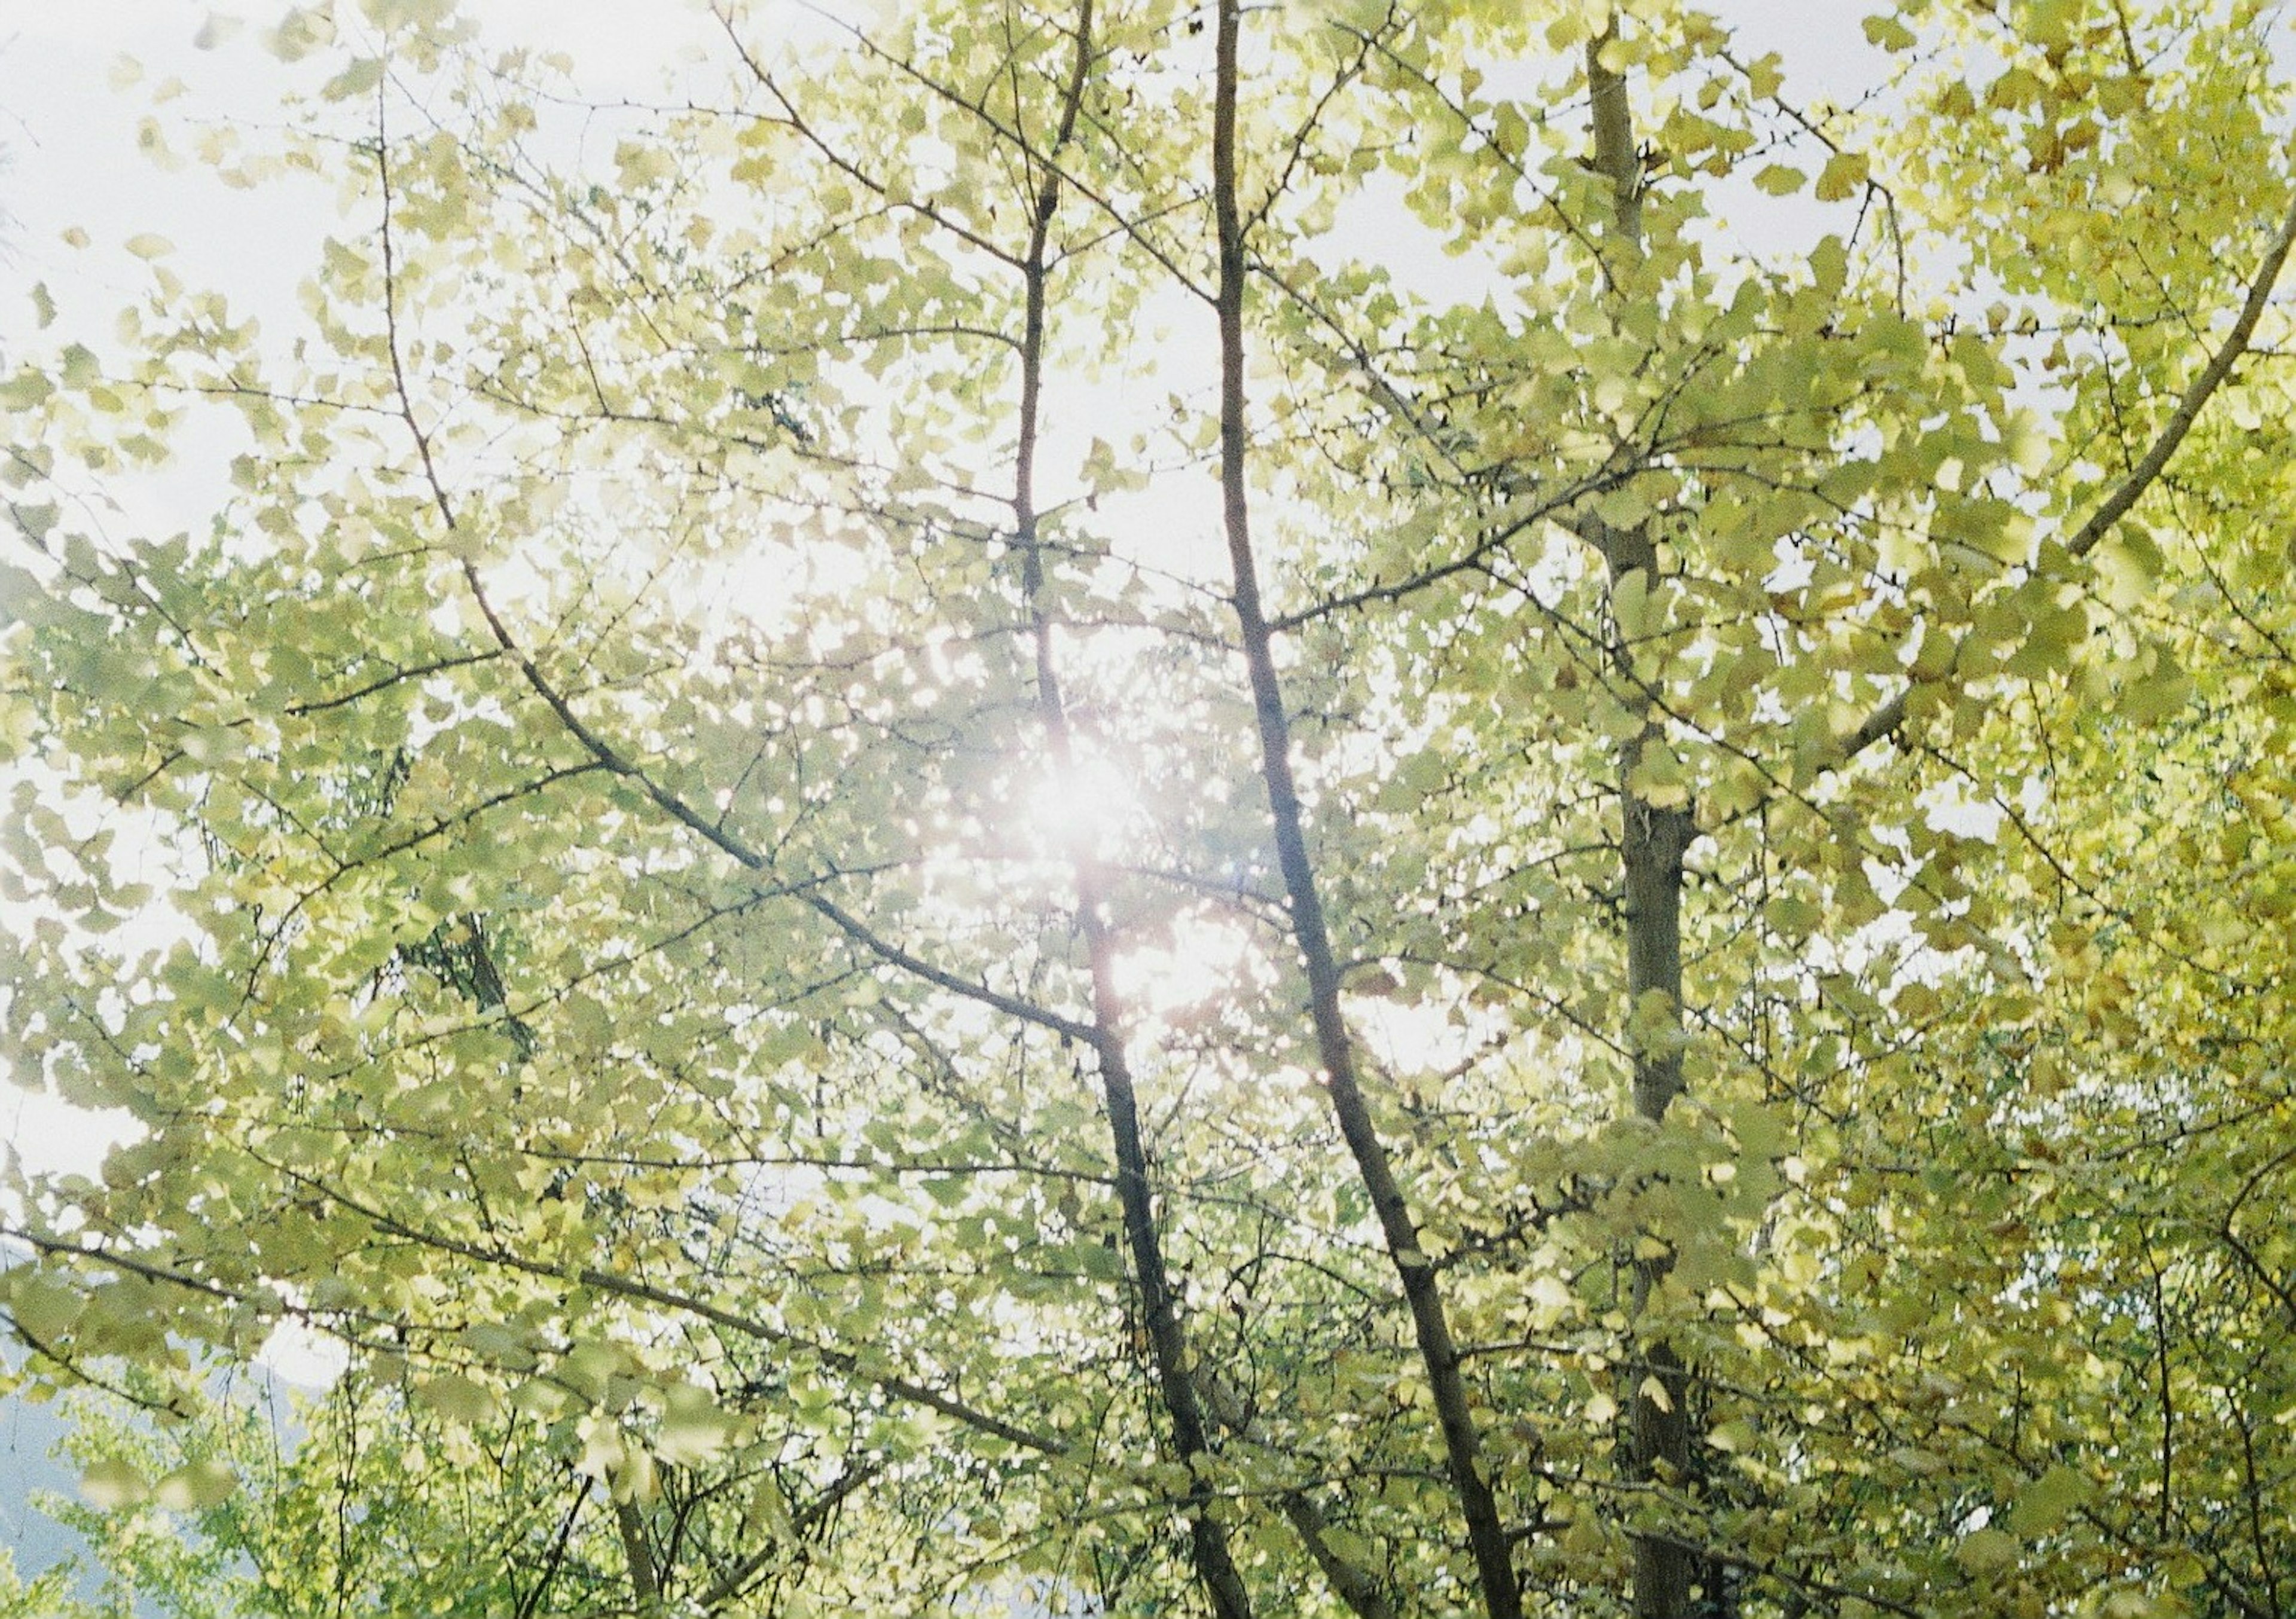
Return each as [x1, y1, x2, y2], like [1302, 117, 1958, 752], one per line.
[3, 0, 2294, 1615]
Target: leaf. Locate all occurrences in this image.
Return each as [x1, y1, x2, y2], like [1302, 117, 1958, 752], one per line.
[655, 1385, 738, 1467]
[1815, 151, 1870, 201]
[1955, 1527, 2019, 1574]
[2007, 1465, 2093, 1535]
[459, 1321, 538, 1371]
[320, 59, 385, 100]
[80, 1459, 150, 1508]
[154, 1459, 239, 1511]
[1753, 164, 1805, 196]
[411, 1373, 498, 1425]
[1861, 14, 1918, 51]
[2093, 527, 2166, 609]
[7, 1275, 83, 1345]
[1612, 568, 1654, 641]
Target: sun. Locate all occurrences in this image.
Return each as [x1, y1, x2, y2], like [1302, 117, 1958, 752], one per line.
[1024, 754, 1142, 860]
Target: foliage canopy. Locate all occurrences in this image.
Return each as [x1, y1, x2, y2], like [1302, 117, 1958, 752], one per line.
[4, 1, 2294, 1616]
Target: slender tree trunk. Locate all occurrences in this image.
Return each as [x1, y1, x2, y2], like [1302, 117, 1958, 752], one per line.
[1011, 12, 1253, 1617]
[1210, 4, 1522, 1617]
[1586, 32, 1708, 1619]
[616, 1496, 661, 1611]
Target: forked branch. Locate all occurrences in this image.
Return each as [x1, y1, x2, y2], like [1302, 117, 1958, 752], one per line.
[1210, 3, 1522, 1615]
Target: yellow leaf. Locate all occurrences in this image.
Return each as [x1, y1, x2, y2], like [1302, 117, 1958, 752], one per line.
[1815, 151, 1870, 202]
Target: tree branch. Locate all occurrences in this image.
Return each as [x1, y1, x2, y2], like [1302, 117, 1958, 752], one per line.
[2065, 187, 2296, 560]
[1830, 183, 2296, 768]
[1211, 5, 1521, 1616]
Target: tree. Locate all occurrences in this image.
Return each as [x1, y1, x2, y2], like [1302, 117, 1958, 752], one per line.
[37, 1367, 886, 1619]
[4, 1, 2292, 1615]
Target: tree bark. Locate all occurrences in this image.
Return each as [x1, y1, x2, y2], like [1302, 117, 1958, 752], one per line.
[1211, 4, 1522, 1617]
[1586, 30, 1707, 1619]
[1012, 11, 1254, 1617]
[616, 1496, 661, 1612]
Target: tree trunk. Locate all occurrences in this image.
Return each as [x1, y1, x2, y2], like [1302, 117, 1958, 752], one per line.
[1012, 11, 1254, 1616]
[1586, 30, 1710, 1619]
[1211, 4, 1522, 1617]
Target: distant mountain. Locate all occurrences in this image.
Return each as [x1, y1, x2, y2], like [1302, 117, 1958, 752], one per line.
[0, 1371, 89, 1586]
[2, 1292, 307, 1617]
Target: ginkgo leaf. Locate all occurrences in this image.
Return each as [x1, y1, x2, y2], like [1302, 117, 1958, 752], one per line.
[154, 1460, 239, 1511]
[1955, 1527, 2020, 1574]
[2008, 1465, 2093, 1535]
[410, 1374, 497, 1425]
[656, 1385, 738, 1467]
[80, 1460, 150, 1509]
[1814, 151, 1869, 201]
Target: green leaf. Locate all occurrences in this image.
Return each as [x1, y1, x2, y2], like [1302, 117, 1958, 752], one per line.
[411, 1373, 499, 1425]
[154, 1459, 239, 1511]
[1955, 1527, 2019, 1574]
[79, 1460, 150, 1509]
[1862, 14, 1918, 51]
[2007, 1465, 2093, 1535]
[1814, 151, 1870, 201]
[320, 58, 385, 100]
[7, 1276, 83, 1345]
[1612, 569, 1655, 641]
[656, 1385, 737, 1467]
